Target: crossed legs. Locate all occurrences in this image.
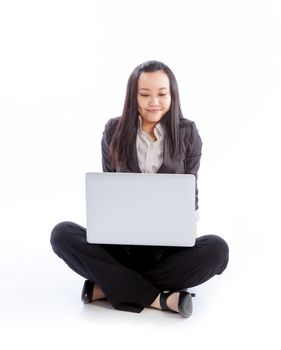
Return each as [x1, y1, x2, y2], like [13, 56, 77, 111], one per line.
[50, 221, 229, 314]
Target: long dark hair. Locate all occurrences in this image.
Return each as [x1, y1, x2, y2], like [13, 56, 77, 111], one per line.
[110, 60, 183, 168]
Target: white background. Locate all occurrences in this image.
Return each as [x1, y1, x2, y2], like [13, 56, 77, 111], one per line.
[0, 0, 280, 349]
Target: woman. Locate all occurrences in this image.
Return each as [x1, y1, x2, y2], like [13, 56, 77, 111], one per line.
[50, 60, 229, 318]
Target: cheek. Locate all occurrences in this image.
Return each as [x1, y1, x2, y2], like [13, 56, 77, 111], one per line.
[165, 97, 172, 110]
[137, 98, 146, 110]
[137, 100, 143, 113]
[137, 97, 141, 107]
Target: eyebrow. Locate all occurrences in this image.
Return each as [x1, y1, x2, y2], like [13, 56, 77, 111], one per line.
[139, 87, 168, 91]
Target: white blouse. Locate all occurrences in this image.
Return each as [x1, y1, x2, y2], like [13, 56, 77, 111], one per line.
[136, 115, 165, 173]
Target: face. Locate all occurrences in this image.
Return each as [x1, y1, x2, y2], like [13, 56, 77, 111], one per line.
[137, 70, 171, 126]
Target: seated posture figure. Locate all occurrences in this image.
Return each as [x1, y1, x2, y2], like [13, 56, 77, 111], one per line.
[50, 60, 229, 318]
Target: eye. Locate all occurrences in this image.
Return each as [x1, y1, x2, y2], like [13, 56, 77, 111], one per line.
[140, 94, 149, 97]
[159, 93, 167, 96]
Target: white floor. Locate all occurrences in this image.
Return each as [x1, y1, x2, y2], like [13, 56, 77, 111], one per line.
[0, 195, 280, 350]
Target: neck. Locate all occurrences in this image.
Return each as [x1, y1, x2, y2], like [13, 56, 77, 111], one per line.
[141, 118, 157, 134]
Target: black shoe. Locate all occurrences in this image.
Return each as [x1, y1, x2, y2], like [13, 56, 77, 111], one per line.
[81, 280, 95, 304]
[159, 290, 196, 318]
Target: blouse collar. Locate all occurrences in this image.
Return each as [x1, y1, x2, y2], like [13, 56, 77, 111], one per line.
[138, 115, 164, 139]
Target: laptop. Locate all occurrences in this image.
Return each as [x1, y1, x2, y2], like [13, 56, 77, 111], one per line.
[85, 172, 197, 247]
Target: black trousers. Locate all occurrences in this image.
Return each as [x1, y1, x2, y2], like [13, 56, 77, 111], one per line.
[50, 221, 229, 313]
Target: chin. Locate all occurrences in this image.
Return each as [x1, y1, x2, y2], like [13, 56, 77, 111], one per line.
[146, 114, 164, 123]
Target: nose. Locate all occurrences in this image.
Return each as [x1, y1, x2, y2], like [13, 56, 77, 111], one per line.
[148, 96, 160, 106]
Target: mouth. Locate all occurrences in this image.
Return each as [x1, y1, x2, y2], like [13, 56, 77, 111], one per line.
[147, 109, 161, 112]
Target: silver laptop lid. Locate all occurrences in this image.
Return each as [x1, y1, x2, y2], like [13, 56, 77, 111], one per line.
[86, 172, 196, 247]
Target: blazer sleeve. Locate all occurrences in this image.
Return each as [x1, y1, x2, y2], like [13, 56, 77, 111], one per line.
[184, 121, 203, 210]
[101, 120, 116, 172]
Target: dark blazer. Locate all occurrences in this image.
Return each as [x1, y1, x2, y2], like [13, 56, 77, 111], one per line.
[101, 117, 203, 210]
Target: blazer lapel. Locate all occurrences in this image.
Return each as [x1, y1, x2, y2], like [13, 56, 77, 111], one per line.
[157, 137, 180, 173]
[126, 141, 141, 173]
